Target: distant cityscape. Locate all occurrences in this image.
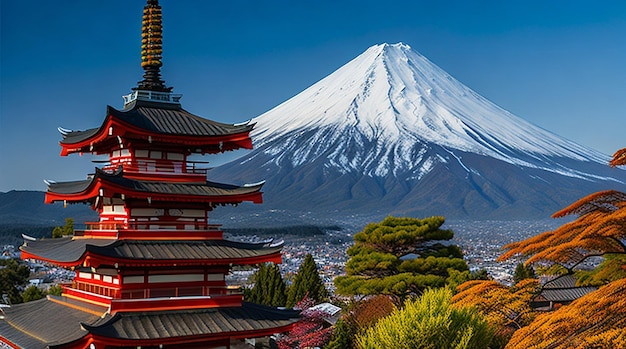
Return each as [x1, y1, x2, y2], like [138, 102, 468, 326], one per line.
[2, 219, 565, 294]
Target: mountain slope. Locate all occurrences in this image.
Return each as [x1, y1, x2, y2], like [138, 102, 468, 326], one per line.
[209, 43, 625, 220]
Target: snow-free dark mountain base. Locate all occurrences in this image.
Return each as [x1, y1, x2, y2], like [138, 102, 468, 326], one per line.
[210, 148, 624, 220]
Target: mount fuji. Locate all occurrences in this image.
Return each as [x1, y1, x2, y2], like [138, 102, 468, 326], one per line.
[209, 43, 626, 220]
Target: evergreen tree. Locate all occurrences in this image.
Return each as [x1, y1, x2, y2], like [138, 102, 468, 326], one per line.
[51, 217, 74, 238]
[286, 254, 328, 308]
[513, 262, 535, 284]
[51, 226, 63, 238]
[246, 263, 287, 307]
[325, 319, 356, 349]
[335, 216, 469, 298]
[0, 259, 30, 304]
[62, 217, 74, 236]
[21, 285, 47, 303]
[47, 284, 63, 297]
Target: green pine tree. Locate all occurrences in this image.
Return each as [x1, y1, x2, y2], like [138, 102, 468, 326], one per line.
[325, 318, 356, 349]
[62, 218, 74, 236]
[335, 216, 470, 299]
[51, 217, 74, 238]
[246, 263, 287, 307]
[513, 263, 536, 284]
[287, 253, 329, 308]
[21, 285, 47, 303]
[0, 259, 31, 304]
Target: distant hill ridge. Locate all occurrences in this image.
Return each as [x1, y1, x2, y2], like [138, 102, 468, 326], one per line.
[0, 190, 96, 226]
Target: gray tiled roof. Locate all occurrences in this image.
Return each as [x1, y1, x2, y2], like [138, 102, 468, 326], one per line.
[60, 127, 100, 144]
[61, 100, 253, 144]
[537, 287, 598, 302]
[91, 239, 284, 261]
[1, 298, 298, 348]
[47, 167, 263, 199]
[84, 302, 299, 340]
[21, 237, 282, 264]
[534, 274, 597, 304]
[21, 236, 114, 263]
[0, 296, 105, 349]
[543, 274, 577, 289]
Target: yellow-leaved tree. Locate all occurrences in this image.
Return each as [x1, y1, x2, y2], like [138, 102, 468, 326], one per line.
[497, 147, 626, 348]
[451, 279, 539, 348]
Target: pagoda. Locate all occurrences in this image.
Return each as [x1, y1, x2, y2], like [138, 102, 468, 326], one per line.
[0, 1, 298, 348]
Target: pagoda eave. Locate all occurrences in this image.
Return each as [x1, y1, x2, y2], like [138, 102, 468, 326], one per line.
[59, 114, 253, 156]
[21, 237, 284, 269]
[45, 172, 264, 205]
[82, 324, 297, 348]
[44, 189, 99, 205]
[80, 302, 299, 346]
[20, 249, 89, 268]
[90, 252, 283, 268]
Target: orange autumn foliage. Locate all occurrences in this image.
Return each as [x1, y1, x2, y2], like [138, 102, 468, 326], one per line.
[498, 190, 626, 271]
[610, 147, 626, 167]
[350, 295, 397, 330]
[452, 279, 539, 345]
[505, 278, 626, 349]
[499, 147, 626, 348]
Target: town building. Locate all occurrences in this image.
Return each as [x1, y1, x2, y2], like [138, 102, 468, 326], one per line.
[0, 1, 298, 348]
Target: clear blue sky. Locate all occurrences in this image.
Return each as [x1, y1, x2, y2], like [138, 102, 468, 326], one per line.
[1, 0, 625, 192]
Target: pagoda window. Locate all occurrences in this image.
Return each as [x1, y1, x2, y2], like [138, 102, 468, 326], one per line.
[109, 149, 132, 168]
[207, 274, 225, 281]
[101, 198, 126, 216]
[148, 273, 205, 283]
[135, 149, 150, 158]
[123, 275, 145, 284]
[167, 152, 184, 161]
[111, 149, 131, 158]
[131, 208, 165, 217]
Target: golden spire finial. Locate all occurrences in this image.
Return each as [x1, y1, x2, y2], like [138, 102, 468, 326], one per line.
[137, 0, 170, 91]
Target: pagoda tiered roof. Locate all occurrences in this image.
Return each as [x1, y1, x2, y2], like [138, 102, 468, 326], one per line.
[0, 297, 299, 349]
[2, 1, 299, 348]
[59, 99, 254, 155]
[45, 167, 264, 205]
[21, 237, 283, 267]
[83, 302, 299, 341]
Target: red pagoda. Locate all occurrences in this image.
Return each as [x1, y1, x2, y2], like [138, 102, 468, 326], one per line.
[0, 1, 298, 348]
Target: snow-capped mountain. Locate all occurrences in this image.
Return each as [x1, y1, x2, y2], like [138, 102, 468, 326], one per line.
[210, 43, 625, 220]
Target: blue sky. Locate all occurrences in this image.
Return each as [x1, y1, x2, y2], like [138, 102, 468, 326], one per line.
[1, 0, 625, 192]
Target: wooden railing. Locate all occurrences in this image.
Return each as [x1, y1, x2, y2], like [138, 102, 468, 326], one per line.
[120, 285, 240, 300]
[80, 222, 222, 231]
[102, 163, 208, 176]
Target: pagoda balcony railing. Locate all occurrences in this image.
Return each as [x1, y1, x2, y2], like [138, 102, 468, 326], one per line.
[70, 280, 120, 298]
[66, 282, 241, 304]
[123, 90, 182, 105]
[79, 221, 222, 232]
[102, 163, 208, 176]
[119, 285, 241, 300]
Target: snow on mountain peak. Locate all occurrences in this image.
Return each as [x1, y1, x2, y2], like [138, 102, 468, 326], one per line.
[250, 42, 607, 177]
